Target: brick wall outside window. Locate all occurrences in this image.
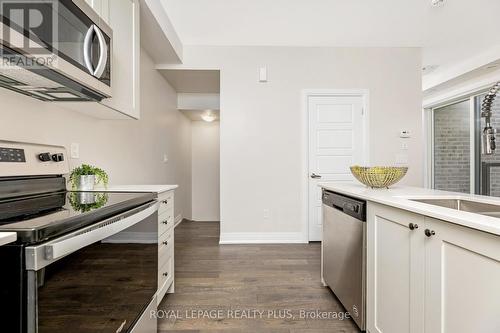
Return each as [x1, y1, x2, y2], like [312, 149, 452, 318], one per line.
[433, 100, 470, 193]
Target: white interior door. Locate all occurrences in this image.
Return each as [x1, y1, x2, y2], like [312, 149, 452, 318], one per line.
[308, 94, 366, 241]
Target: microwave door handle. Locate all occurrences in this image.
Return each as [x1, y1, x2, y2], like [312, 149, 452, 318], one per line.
[83, 25, 95, 74]
[92, 25, 108, 78]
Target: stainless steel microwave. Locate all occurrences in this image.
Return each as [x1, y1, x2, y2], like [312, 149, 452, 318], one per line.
[0, 0, 112, 101]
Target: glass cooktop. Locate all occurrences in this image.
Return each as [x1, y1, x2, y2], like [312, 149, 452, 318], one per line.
[0, 191, 155, 244]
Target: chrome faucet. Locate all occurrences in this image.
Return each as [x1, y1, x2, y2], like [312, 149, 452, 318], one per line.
[481, 82, 500, 155]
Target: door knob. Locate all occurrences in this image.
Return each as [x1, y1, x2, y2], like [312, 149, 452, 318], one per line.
[424, 229, 436, 237]
[409, 223, 419, 230]
[311, 173, 322, 179]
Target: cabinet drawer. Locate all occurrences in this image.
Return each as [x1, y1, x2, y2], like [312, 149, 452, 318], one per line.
[158, 255, 173, 291]
[158, 193, 174, 215]
[157, 273, 173, 305]
[159, 210, 174, 235]
[158, 229, 173, 253]
[158, 233, 174, 267]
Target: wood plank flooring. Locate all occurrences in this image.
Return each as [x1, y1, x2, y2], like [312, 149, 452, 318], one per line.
[158, 221, 360, 332]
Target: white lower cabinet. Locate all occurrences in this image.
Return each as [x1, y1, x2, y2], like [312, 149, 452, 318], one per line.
[424, 217, 500, 333]
[367, 203, 425, 333]
[367, 203, 500, 333]
[156, 190, 175, 305]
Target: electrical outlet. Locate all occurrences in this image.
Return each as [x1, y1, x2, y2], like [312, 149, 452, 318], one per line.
[70, 143, 79, 159]
[263, 209, 270, 219]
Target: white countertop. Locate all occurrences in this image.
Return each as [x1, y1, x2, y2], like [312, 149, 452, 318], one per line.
[92, 184, 178, 194]
[0, 232, 17, 246]
[319, 182, 500, 236]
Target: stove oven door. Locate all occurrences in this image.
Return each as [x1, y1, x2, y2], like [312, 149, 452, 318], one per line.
[24, 202, 158, 333]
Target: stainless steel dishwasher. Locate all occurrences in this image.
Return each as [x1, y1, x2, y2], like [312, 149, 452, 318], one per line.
[322, 190, 366, 332]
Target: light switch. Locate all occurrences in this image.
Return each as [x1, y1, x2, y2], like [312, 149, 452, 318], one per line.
[259, 67, 267, 82]
[70, 143, 79, 159]
[163, 154, 168, 163]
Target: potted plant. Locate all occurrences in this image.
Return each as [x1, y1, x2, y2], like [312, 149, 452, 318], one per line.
[69, 164, 109, 190]
[69, 192, 108, 212]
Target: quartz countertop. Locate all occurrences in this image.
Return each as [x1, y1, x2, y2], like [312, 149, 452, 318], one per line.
[319, 182, 500, 236]
[91, 184, 178, 194]
[0, 232, 17, 246]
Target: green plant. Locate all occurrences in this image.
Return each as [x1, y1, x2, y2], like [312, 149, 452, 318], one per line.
[69, 164, 109, 189]
[69, 192, 108, 212]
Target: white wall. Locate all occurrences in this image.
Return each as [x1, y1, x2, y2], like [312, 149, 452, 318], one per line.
[191, 120, 220, 221]
[0, 49, 192, 221]
[164, 46, 422, 242]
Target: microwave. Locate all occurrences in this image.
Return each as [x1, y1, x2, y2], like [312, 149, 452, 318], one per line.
[0, 0, 112, 101]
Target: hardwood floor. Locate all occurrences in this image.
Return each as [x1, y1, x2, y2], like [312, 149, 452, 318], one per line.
[158, 221, 360, 333]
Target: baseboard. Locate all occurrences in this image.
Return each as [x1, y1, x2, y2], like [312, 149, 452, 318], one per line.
[103, 232, 157, 244]
[174, 214, 183, 228]
[191, 220, 220, 222]
[219, 232, 307, 244]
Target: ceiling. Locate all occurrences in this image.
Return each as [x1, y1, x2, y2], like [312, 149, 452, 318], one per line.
[159, 69, 220, 93]
[161, 0, 500, 72]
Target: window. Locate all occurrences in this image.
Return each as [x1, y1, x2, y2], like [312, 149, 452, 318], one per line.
[428, 91, 500, 197]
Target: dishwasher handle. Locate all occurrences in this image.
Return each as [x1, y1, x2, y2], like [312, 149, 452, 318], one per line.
[323, 190, 366, 221]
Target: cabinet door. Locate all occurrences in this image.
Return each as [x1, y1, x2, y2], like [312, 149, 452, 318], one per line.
[84, 0, 109, 23]
[100, 0, 140, 119]
[367, 203, 424, 333]
[424, 218, 500, 333]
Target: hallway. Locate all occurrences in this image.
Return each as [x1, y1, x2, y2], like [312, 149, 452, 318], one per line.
[158, 221, 359, 332]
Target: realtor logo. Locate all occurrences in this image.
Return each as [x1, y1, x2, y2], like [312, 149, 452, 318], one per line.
[0, 0, 58, 65]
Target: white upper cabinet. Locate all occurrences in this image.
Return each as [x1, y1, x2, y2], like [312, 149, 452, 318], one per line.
[100, 0, 140, 119]
[65, 0, 140, 119]
[85, 0, 110, 24]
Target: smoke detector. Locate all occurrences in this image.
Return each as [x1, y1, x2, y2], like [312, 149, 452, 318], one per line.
[431, 0, 445, 7]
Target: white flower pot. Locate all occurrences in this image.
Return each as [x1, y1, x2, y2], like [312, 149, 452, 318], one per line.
[78, 175, 95, 191]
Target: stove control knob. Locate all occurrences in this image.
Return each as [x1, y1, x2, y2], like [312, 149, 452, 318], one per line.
[51, 153, 64, 162]
[38, 152, 51, 162]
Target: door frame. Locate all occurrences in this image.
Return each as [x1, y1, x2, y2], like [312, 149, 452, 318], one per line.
[301, 89, 370, 242]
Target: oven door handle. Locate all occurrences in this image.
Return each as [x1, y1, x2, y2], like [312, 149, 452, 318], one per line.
[44, 202, 158, 261]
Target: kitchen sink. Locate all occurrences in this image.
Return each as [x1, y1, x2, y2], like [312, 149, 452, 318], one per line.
[410, 198, 500, 218]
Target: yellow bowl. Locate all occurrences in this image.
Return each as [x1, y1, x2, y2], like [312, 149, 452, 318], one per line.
[350, 166, 408, 188]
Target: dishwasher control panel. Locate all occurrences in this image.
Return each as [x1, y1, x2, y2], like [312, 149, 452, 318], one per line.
[322, 190, 366, 221]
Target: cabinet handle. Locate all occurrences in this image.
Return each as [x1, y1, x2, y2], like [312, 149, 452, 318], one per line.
[162, 199, 168, 204]
[162, 241, 168, 245]
[424, 229, 436, 237]
[162, 272, 168, 277]
[162, 217, 171, 224]
[409, 223, 419, 230]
